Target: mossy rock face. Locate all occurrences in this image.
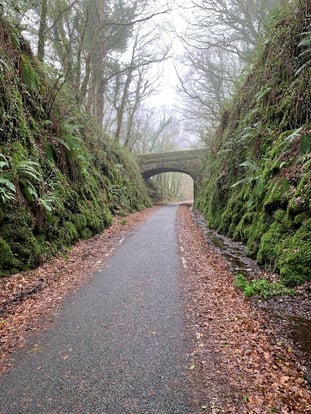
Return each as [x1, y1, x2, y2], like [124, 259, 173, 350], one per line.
[263, 178, 290, 213]
[196, 1, 311, 286]
[0, 17, 150, 277]
[72, 214, 88, 234]
[0, 222, 45, 270]
[0, 238, 18, 275]
[279, 221, 311, 286]
[57, 221, 79, 247]
[256, 220, 286, 268]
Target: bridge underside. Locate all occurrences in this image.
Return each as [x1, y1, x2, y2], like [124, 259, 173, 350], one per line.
[142, 167, 195, 181]
[136, 149, 207, 199]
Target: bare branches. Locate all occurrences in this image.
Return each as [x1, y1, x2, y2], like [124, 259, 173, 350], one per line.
[101, 8, 171, 29]
[174, 0, 282, 144]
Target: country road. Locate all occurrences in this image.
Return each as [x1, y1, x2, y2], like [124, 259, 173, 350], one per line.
[0, 205, 195, 414]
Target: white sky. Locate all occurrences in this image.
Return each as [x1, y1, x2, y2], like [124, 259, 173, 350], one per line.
[144, 0, 190, 108]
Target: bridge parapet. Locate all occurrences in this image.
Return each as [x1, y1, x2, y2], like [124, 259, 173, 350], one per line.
[136, 149, 207, 197]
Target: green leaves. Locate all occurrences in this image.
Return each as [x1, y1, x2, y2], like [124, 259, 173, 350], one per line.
[284, 127, 303, 143]
[0, 177, 16, 202]
[234, 274, 294, 298]
[231, 160, 263, 189]
[0, 154, 15, 202]
[295, 18, 311, 76]
[59, 119, 82, 152]
[0, 152, 58, 210]
[13, 159, 42, 182]
[37, 193, 58, 212]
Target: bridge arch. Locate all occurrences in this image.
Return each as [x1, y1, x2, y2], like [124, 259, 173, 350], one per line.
[136, 149, 207, 199]
[141, 167, 196, 181]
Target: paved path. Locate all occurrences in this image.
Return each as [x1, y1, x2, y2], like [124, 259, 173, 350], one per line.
[0, 205, 194, 413]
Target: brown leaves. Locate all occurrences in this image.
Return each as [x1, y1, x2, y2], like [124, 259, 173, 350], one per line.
[0, 207, 157, 374]
[177, 205, 311, 413]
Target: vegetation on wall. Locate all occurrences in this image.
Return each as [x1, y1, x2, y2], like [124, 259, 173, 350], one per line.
[0, 17, 150, 277]
[196, 1, 311, 286]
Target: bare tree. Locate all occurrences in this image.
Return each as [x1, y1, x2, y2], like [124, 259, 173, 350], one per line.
[15, 0, 172, 133]
[175, 0, 282, 144]
[108, 23, 171, 144]
[185, 0, 281, 62]
[37, 0, 48, 61]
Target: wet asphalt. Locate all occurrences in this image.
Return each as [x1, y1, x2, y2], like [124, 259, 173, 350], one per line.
[0, 205, 195, 413]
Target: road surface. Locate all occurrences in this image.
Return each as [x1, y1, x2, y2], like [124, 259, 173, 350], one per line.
[0, 205, 195, 413]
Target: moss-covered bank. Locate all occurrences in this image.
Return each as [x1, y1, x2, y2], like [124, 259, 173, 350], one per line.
[0, 17, 150, 277]
[196, 1, 311, 286]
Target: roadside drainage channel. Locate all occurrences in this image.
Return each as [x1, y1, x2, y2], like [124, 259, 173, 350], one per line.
[190, 207, 311, 380]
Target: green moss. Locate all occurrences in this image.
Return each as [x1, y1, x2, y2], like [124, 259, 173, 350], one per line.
[0, 17, 150, 278]
[245, 212, 271, 257]
[256, 222, 285, 268]
[233, 211, 255, 241]
[264, 178, 290, 213]
[57, 221, 78, 247]
[288, 171, 311, 214]
[80, 228, 93, 240]
[0, 238, 18, 274]
[0, 213, 45, 269]
[234, 274, 294, 298]
[20, 54, 40, 93]
[196, 1, 311, 286]
[72, 214, 87, 234]
[279, 219, 311, 286]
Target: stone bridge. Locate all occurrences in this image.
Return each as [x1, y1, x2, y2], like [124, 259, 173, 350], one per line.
[136, 149, 207, 197]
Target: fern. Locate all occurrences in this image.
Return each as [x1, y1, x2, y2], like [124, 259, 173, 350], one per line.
[37, 193, 58, 212]
[13, 160, 42, 182]
[0, 177, 16, 202]
[0, 154, 16, 203]
[58, 119, 82, 152]
[295, 18, 311, 76]
[231, 160, 263, 189]
[0, 153, 43, 203]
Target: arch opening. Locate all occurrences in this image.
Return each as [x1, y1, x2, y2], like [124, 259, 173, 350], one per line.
[146, 171, 194, 203]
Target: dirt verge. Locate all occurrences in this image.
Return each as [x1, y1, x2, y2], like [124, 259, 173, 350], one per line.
[0, 207, 157, 373]
[1, 203, 310, 414]
[177, 204, 311, 413]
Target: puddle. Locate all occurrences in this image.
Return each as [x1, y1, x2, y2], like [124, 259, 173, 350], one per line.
[191, 208, 311, 376]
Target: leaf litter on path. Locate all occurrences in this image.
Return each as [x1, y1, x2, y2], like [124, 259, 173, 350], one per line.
[0, 204, 310, 414]
[177, 204, 311, 413]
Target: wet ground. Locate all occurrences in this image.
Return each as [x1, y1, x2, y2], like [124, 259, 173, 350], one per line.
[191, 208, 311, 379]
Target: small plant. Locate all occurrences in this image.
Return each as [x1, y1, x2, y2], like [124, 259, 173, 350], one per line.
[234, 274, 294, 298]
[37, 192, 59, 212]
[0, 154, 15, 202]
[295, 16, 311, 76]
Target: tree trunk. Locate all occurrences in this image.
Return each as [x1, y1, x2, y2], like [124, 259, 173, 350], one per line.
[37, 0, 48, 61]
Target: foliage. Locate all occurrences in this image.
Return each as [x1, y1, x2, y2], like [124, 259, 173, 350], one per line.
[295, 14, 311, 76]
[0, 154, 15, 202]
[234, 275, 294, 298]
[0, 16, 150, 277]
[196, 0, 311, 286]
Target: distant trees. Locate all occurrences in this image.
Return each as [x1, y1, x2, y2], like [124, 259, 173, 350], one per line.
[2, 0, 173, 151]
[2, 0, 290, 160]
[176, 0, 283, 145]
